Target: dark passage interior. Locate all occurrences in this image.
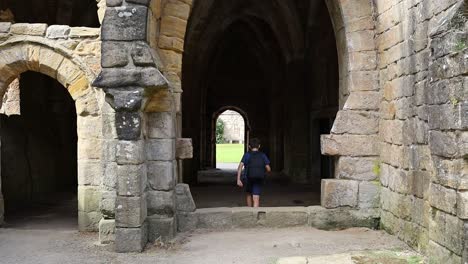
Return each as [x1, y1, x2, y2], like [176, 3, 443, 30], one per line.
[0, 72, 77, 228]
[182, 0, 339, 207]
[0, 0, 99, 27]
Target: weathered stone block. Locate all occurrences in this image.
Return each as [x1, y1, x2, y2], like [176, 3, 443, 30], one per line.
[46, 25, 70, 39]
[321, 179, 359, 209]
[148, 112, 175, 139]
[78, 138, 102, 160]
[100, 191, 116, 218]
[101, 41, 129, 68]
[102, 5, 148, 41]
[427, 240, 462, 264]
[78, 211, 101, 232]
[163, 1, 190, 20]
[343, 92, 380, 111]
[131, 42, 155, 66]
[348, 51, 377, 71]
[432, 157, 464, 189]
[117, 164, 147, 196]
[99, 218, 115, 244]
[232, 208, 256, 228]
[358, 181, 380, 209]
[116, 112, 142, 140]
[78, 186, 101, 213]
[176, 138, 193, 159]
[336, 157, 378, 181]
[147, 215, 175, 242]
[115, 223, 148, 253]
[77, 116, 102, 139]
[106, 89, 143, 111]
[348, 71, 378, 92]
[147, 190, 175, 216]
[429, 131, 459, 158]
[160, 16, 187, 39]
[429, 183, 457, 215]
[115, 195, 147, 227]
[412, 171, 430, 199]
[10, 23, 47, 35]
[116, 140, 145, 165]
[175, 184, 196, 212]
[427, 104, 463, 130]
[177, 211, 198, 232]
[264, 207, 308, 227]
[457, 191, 468, 219]
[429, 209, 464, 256]
[321, 135, 378, 156]
[69, 27, 100, 38]
[78, 160, 102, 186]
[197, 208, 233, 229]
[93, 68, 168, 89]
[102, 162, 117, 190]
[308, 206, 379, 230]
[148, 161, 175, 191]
[331, 111, 378, 135]
[0, 22, 11, 33]
[146, 139, 175, 161]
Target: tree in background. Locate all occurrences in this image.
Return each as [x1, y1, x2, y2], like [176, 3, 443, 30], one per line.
[216, 119, 225, 144]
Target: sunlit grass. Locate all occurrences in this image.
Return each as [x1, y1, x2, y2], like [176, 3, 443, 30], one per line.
[216, 144, 244, 163]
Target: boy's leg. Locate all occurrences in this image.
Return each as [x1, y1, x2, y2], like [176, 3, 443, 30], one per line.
[252, 195, 260, 207]
[246, 193, 253, 207]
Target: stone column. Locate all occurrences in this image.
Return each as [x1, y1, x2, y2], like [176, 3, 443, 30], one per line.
[146, 111, 177, 243]
[94, 0, 168, 252]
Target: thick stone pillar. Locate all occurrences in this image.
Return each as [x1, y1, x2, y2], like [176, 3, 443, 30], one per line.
[94, 0, 168, 252]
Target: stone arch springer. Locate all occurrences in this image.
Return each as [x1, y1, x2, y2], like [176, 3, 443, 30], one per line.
[0, 37, 107, 233]
[0, 37, 96, 102]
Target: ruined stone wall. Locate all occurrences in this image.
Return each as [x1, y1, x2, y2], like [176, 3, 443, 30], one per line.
[376, 0, 467, 262]
[218, 110, 245, 143]
[0, 17, 109, 235]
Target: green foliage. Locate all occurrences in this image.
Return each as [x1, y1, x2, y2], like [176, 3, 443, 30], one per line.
[450, 97, 459, 106]
[454, 40, 467, 51]
[216, 119, 225, 144]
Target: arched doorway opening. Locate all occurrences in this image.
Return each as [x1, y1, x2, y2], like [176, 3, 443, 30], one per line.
[182, 0, 339, 208]
[214, 108, 249, 170]
[0, 71, 78, 229]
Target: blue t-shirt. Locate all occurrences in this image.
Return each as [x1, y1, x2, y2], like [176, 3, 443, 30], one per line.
[241, 151, 270, 166]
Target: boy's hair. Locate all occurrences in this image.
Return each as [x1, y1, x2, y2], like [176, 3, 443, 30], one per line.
[249, 138, 261, 149]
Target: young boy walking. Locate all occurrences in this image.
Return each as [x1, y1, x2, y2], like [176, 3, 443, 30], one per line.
[237, 138, 271, 207]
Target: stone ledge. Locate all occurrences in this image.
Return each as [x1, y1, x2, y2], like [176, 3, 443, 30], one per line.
[321, 134, 378, 157]
[177, 207, 380, 232]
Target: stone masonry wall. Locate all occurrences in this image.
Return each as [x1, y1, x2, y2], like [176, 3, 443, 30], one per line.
[376, 0, 467, 262]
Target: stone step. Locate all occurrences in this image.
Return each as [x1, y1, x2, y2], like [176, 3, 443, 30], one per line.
[177, 206, 380, 232]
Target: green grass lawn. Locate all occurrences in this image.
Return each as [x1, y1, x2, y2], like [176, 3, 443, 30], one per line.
[216, 144, 244, 163]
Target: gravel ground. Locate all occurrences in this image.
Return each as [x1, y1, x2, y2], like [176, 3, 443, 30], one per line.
[0, 226, 412, 264]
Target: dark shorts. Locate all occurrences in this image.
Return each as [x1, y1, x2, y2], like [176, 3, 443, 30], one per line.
[243, 177, 264, 195]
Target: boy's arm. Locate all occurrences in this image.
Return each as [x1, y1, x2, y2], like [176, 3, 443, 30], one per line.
[265, 165, 272, 174]
[237, 162, 244, 187]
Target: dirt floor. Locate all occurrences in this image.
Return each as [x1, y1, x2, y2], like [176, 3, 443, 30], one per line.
[0, 223, 419, 264]
[192, 168, 321, 208]
[0, 191, 422, 264]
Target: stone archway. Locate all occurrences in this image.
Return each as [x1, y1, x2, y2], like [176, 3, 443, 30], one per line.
[96, 0, 380, 252]
[0, 39, 103, 232]
[212, 106, 251, 168]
